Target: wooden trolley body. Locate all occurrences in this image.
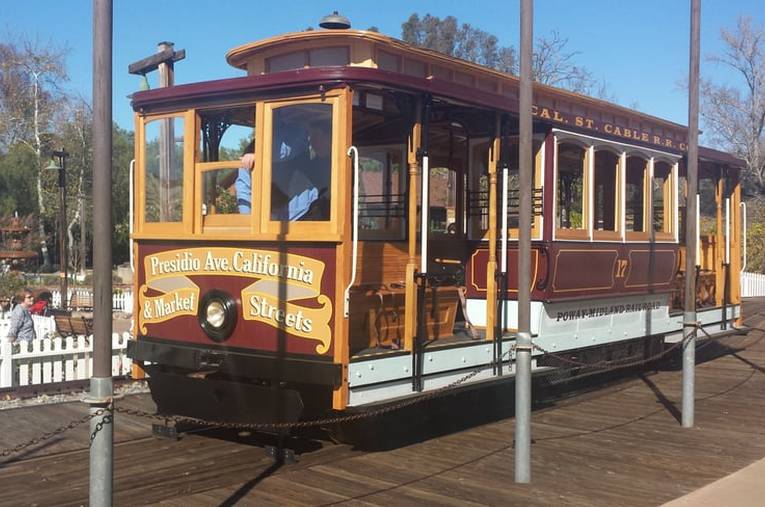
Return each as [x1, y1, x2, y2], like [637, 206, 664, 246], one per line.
[128, 29, 742, 422]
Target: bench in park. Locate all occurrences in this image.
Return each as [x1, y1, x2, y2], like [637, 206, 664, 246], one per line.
[54, 314, 94, 337]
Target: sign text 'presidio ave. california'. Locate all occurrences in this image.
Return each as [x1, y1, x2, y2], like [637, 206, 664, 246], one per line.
[138, 248, 333, 354]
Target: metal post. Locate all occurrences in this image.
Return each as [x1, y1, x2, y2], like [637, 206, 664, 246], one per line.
[515, 0, 533, 484]
[58, 155, 68, 309]
[89, 0, 114, 505]
[682, 0, 700, 429]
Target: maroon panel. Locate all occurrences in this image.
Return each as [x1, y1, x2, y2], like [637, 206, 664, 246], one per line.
[624, 249, 677, 288]
[464, 245, 548, 300]
[551, 248, 618, 294]
[136, 241, 336, 358]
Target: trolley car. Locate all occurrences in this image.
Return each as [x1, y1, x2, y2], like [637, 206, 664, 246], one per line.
[127, 24, 743, 424]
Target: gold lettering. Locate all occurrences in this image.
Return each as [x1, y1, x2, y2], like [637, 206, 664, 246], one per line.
[553, 110, 564, 122]
[612, 126, 622, 136]
[653, 136, 662, 145]
[539, 107, 551, 119]
[531, 105, 539, 116]
[623, 129, 632, 139]
[679, 143, 687, 151]
[575, 116, 584, 127]
[604, 124, 614, 134]
[665, 139, 673, 148]
[585, 119, 594, 129]
[641, 133, 649, 142]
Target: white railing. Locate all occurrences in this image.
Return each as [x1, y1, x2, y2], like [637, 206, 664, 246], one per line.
[741, 271, 765, 298]
[0, 314, 131, 388]
[50, 288, 133, 313]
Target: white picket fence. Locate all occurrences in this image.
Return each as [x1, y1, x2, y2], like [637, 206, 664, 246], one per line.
[741, 271, 765, 298]
[0, 314, 131, 388]
[50, 288, 133, 313]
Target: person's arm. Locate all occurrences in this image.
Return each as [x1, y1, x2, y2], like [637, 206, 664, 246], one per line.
[6, 307, 22, 342]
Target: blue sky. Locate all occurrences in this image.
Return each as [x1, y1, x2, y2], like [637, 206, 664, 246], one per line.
[2, 0, 764, 131]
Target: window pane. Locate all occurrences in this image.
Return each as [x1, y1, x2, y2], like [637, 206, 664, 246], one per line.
[358, 146, 405, 239]
[557, 143, 586, 230]
[309, 47, 349, 67]
[270, 103, 332, 221]
[202, 168, 243, 215]
[144, 117, 184, 223]
[626, 156, 647, 232]
[267, 51, 305, 73]
[198, 105, 255, 162]
[652, 162, 672, 233]
[594, 150, 619, 231]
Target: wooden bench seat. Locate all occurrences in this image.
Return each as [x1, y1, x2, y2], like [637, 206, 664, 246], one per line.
[69, 292, 95, 311]
[54, 314, 94, 337]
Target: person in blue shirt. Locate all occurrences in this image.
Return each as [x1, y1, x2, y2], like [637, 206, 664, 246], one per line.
[235, 140, 256, 214]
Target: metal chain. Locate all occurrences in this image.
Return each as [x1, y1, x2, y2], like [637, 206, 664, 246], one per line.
[115, 346, 518, 431]
[89, 404, 114, 447]
[0, 408, 106, 459]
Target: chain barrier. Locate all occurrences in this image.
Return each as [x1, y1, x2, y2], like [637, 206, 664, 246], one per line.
[1, 316, 760, 458]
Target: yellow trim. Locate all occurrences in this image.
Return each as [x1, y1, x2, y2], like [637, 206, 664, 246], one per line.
[259, 90, 347, 239]
[469, 249, 540, 294]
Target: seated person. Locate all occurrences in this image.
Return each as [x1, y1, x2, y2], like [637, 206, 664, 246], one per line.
[270, 121, 332, 221]
[234, 140, 256, 214]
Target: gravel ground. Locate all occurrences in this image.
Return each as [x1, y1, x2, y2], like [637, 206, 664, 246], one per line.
[0, 380, 149, 410]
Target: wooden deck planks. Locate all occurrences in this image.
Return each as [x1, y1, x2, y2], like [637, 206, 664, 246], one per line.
[0, 298, 763, 505]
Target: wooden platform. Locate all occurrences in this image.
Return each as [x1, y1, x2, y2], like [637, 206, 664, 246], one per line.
[0, 300, 764, 506]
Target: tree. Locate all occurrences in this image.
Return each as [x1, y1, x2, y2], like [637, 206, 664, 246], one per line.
[400, 13, 605, 96]
[701, 17, 765, 195]
[0, 36, 69, 269]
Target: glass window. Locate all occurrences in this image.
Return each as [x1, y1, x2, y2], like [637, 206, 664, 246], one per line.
[309, 47, 349, 67]
[267, 51, 306, 73]
[429, 166, 458, 234]
[144, 117, 184, 223]
[270, 103, 332, 221]
[652, 161, 673, 234]
[358, 146, 406, 239]
[593, 150, 619, 232]
[198, 105, 256, 216]
[557, 143, 586, 231]
[626, 156, 647, 232]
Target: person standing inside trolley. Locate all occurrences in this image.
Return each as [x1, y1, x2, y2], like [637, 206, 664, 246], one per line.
[7, 287, 37, 342]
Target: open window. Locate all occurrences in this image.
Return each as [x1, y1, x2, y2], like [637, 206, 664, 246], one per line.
[138, 112, 193, 235]
[592, 148, 621, 240]
[625, 155, 649, 240]
[652, 160, 676, 240]
[195, 104, 256, 232]
[555, 141, 589, 239]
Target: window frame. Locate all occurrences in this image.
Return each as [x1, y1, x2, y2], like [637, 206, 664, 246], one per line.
[651, 158, 678, 242]
[624, 153, 650, 241]
[259, 90, 349, 240]
[135, 110, 195, 237]
[194, 102, 257, 234]
[554, 137, 591, 241]
[591, 146, 623, 241]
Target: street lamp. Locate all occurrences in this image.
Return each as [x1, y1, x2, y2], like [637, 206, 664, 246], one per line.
[46, 149, 68, 310]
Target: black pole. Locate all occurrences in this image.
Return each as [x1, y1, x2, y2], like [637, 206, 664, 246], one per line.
[58, 154, 67, 309]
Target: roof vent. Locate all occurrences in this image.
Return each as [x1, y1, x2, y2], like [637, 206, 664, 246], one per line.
[319, 11, 351, 30]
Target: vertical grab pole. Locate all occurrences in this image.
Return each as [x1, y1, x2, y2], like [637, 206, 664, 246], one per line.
[413, 97, 431, 392]
[344, 147, 360, 318]
[683, 0, 701, 429]
[516, 0, 534, 484]
[723, 194, 730, 329]
[740, 202, 747, 272]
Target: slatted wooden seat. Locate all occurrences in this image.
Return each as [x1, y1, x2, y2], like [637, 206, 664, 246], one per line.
[69, 292, 95, 312]
[54, 314, 94, 337]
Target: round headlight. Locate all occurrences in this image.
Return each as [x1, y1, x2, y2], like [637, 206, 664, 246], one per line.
[205, 301, 226, 328]
[198, 290, 237, 342]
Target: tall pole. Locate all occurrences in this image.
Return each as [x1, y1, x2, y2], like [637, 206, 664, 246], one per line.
[515, 0, 533, 483]
[682, 0, 700, 428]
[58, 156, 67, 309]
[89, 0, 114, 504]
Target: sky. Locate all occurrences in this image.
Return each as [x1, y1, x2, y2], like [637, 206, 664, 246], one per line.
[2, 0, 764, 132]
